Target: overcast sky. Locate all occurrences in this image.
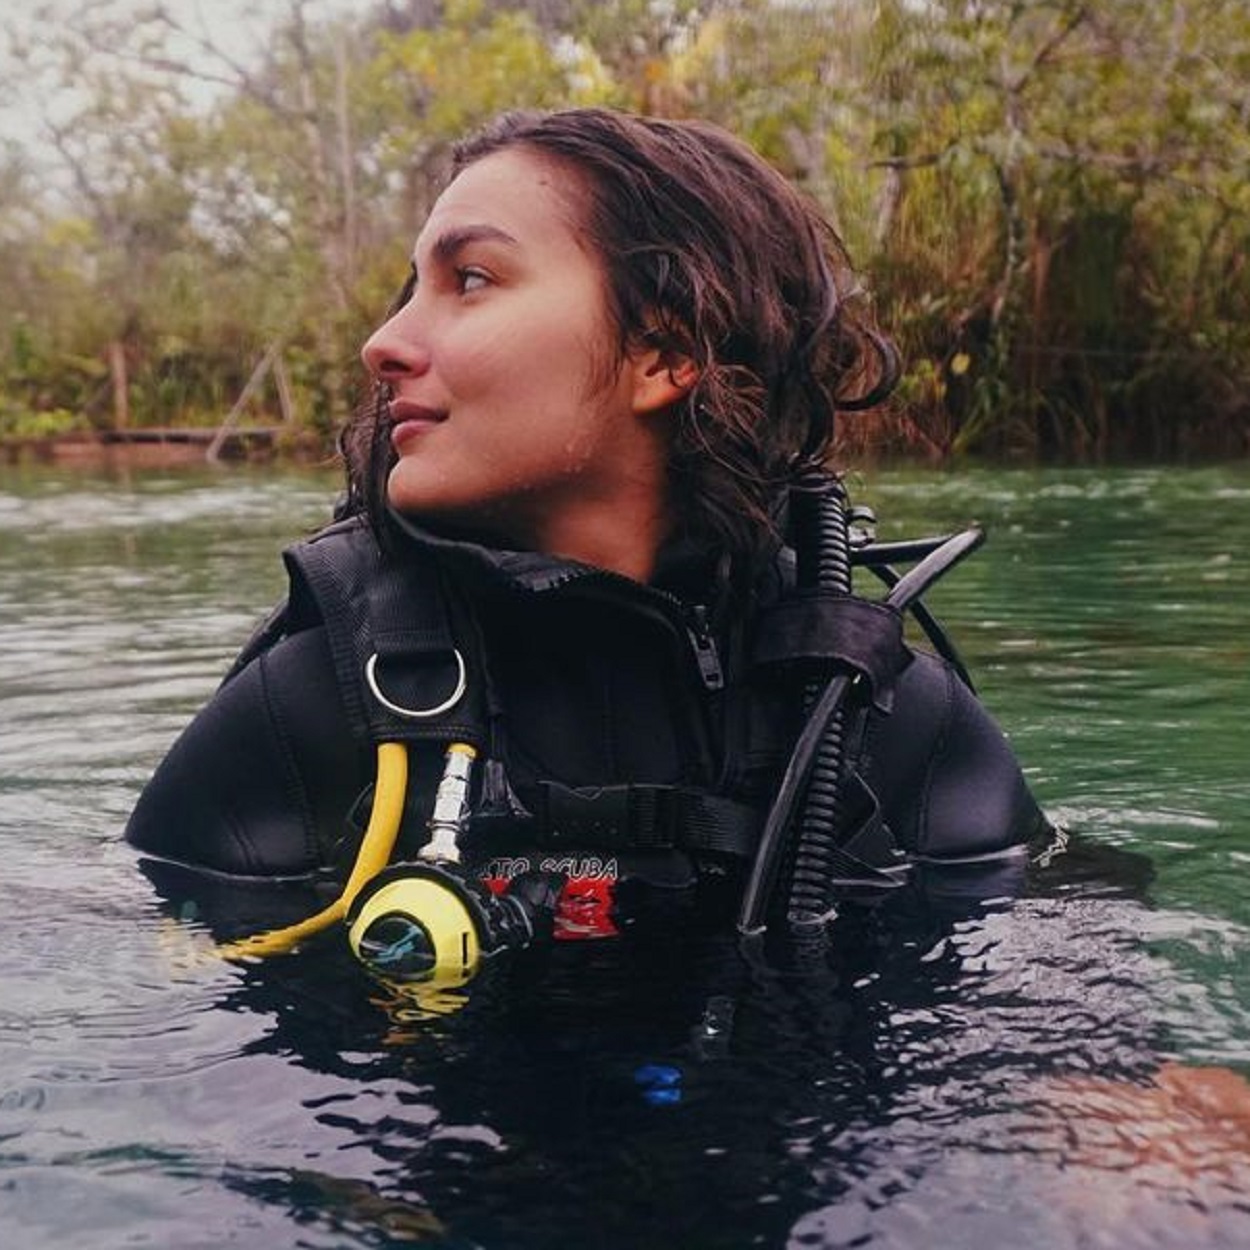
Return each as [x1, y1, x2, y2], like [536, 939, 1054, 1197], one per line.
[0, 0, 364, 149]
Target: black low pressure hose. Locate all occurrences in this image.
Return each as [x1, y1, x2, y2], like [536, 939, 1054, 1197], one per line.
[780, 471, 854, 932]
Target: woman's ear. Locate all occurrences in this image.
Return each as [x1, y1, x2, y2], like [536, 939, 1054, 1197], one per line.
[629, 333, 699, 416]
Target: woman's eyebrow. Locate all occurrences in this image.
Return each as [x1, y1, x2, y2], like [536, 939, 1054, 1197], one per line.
[414, 223, 520, 270]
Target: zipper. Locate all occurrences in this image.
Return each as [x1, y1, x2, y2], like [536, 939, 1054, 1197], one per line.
[525, 567, 730, 685]
[520, 567, 727, 771]
[530, 569, 725, 691]
[686, 604, 725, 691]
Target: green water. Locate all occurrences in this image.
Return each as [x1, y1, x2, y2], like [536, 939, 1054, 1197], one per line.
[857, 466, 1250, 921]
[1, 460, 1248, 1248]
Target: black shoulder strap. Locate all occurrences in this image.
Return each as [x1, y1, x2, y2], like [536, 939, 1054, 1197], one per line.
[227, 517, 488, 747]
[750, 591, 908, 713]
[285, 517, 488, 747]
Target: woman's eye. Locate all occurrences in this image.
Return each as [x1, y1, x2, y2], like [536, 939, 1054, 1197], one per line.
[457, 267, 490, 294]
[394, 270, 417, 309]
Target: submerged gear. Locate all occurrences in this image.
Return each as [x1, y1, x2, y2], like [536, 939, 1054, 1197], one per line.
[346, 860, 560, 981]
[126, 487, 1047, 952]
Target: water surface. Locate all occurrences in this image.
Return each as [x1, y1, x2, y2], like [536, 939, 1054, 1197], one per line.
[1, 461, 1247, 1248]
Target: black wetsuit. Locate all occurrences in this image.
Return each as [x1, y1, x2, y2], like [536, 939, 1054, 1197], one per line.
[125, 513, 1047, 928]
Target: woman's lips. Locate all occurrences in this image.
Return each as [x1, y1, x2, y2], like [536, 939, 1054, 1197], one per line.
[389, 401, 447, 451]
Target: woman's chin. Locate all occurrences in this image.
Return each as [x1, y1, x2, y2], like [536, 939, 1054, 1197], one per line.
[385, 464, 453, 518]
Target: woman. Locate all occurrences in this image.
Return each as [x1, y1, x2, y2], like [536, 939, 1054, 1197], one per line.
[126, 108, 1046, 948]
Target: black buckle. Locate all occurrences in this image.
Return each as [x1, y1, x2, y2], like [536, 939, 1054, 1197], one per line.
[536, 782, 676, 849]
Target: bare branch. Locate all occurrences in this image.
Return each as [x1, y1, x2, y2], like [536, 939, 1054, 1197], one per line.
[1008, 4, 1090, 94]
[866, 143, 959, 173]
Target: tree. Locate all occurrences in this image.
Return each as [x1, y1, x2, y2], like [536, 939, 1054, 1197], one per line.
[2, 0, 1247, 457]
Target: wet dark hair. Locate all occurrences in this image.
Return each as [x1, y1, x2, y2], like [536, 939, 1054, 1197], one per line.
[341, 107, 897, 563]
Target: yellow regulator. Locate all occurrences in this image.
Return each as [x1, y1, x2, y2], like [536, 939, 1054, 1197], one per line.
[346, 863, 484, 985]
[222, 738, 554, 1010]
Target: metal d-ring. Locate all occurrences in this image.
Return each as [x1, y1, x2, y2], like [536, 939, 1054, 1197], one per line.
[365, 649, 467, 720]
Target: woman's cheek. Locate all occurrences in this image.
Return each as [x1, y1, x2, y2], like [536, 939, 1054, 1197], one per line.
[448, 321, 524, 386]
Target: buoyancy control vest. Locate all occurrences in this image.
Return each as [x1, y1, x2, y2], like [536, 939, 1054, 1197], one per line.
[218, 495, 1045, 940]
[259, 513, 778, 934]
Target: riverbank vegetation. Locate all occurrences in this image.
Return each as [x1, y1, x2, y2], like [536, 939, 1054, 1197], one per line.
[2, 0, 1247, 460]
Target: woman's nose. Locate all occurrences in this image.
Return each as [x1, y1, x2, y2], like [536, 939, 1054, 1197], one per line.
[360, 304, 431, 380]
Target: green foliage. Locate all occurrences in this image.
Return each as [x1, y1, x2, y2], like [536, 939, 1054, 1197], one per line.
[2, 0, 1248, 459]
[372, 1, 603, 140]
[0, 406, 86, 440]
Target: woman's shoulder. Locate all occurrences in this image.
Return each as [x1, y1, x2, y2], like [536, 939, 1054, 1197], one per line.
[125, 625, 371, 877]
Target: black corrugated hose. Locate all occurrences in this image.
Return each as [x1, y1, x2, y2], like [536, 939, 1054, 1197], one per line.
[736, 475, 987, 940]
[782, 470, 854, 934]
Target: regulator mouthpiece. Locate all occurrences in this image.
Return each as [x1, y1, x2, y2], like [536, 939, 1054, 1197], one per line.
[353, 912, 438, 978]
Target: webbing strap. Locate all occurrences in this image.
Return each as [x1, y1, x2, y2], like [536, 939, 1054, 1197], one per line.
[283, 519, 485, 746]
[528, 781, 762, 858]
[751, 592, 907, 712]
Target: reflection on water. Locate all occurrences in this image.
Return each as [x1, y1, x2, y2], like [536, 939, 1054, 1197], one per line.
[1, 462, 1248, 1248]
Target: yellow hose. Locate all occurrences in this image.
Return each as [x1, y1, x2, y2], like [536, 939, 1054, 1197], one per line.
[219, 741, 410, 960]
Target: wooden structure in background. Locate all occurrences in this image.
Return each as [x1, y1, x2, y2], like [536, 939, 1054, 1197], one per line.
[206, 345, 295, 463]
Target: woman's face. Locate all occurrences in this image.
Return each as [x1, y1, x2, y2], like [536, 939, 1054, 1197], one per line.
[361, 148, 673, 566]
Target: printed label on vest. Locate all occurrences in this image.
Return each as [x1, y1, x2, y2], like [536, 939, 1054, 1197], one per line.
[479, 853, 620, 940]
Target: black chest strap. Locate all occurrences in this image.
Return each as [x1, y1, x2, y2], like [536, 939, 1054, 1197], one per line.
[467, 780, 763, 860]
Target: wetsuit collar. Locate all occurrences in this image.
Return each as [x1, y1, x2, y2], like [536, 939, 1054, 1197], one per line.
[383, 507, 722, 605]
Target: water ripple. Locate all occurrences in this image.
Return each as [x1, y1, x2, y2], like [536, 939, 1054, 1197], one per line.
[3, 462, 1250, 1249]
